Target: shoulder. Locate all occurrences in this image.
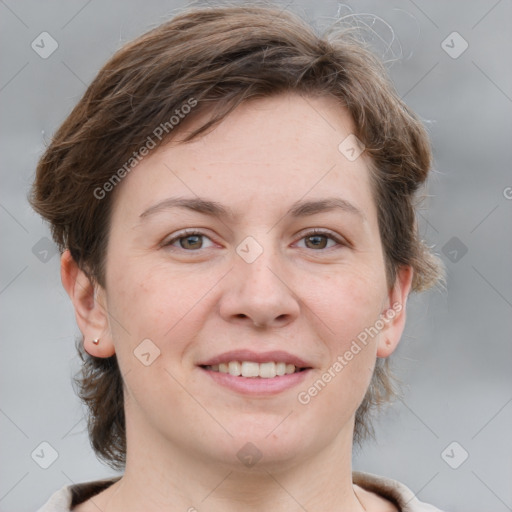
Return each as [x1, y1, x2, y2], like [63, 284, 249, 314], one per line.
[35, 484, 72, 512]
[37, 472, 446, 512]
[36, 477, 121, 512]
[353, 471, 448, 512]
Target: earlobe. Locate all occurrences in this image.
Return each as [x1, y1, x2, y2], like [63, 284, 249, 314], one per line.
[376, 266, 414, 358]
[60, 250, 115, 358]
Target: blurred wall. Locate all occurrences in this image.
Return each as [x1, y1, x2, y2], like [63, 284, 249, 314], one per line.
[0, 1, 511, 511]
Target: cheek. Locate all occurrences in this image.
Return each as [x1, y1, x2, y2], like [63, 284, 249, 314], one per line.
[104, 263, 206, 412]
[307, 265, 387, 345]
[104, 259, 216, 372]
[107, 258, 198, 327]
[302, 267, 385, 401]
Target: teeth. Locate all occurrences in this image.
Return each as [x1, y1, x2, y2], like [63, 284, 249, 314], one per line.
[241, 361, 260, 377]
[228, 361, 241, 376]
[209, 361, 302, 378]
[259, 362, 276, 378]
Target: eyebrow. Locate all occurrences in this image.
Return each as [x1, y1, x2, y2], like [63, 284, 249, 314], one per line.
[139, 196, 365, 222]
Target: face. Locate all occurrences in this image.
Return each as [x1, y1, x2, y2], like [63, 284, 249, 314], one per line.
[80, 93, 411, 470]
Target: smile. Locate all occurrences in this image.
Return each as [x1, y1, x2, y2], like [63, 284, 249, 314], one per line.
[199, 364, 311, 396]
[198, 349, 313, 395]
[202, 361, 307, 378]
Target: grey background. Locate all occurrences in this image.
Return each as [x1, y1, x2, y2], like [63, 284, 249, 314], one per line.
[1, 1, 511, 511]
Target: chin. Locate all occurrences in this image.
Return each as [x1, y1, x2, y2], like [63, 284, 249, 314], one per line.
[207, 420, 316, 470]
[213, 441, 309, 474]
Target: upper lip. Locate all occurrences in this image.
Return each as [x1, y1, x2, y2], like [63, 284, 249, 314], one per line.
[198, 350, 312, 368]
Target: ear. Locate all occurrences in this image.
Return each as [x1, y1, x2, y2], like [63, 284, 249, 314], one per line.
[60, 250, 115, 358]
[376, 265, 414, 358]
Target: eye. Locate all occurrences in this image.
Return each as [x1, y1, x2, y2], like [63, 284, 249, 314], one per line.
[296, 229, 346, 250]
[162, 229, 215, 251]
[162, 228, 347, 252]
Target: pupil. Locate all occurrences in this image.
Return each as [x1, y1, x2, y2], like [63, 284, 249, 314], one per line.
[307, 235, 326, 249]
[182, 235, 201, 249]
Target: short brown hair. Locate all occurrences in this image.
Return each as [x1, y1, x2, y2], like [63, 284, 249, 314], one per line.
[30, 4, 442, 469]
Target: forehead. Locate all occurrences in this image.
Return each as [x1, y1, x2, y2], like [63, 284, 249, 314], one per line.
[110, 93, 376, 223]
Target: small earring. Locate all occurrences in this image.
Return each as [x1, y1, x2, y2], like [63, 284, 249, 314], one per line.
[92, 338, 100, 345]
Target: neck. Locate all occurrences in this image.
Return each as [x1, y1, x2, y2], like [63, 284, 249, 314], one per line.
[99, 417, 365, 511]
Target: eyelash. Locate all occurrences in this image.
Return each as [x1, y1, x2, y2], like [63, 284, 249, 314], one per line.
[162, 228, 348, 252]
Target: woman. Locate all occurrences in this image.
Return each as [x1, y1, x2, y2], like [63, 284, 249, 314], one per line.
[33, 4, 444, 511]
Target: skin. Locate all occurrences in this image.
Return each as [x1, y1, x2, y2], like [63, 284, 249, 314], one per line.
[62, 93, 412, 511]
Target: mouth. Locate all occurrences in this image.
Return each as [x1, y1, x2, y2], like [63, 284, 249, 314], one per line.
[197, 350, 313, 395]
[200, 361, 310, 378]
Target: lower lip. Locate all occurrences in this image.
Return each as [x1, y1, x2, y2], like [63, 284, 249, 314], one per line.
[200, 367, 311, 396]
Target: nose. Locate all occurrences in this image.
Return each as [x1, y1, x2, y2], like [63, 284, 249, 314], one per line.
[218, 245, 300, 329]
